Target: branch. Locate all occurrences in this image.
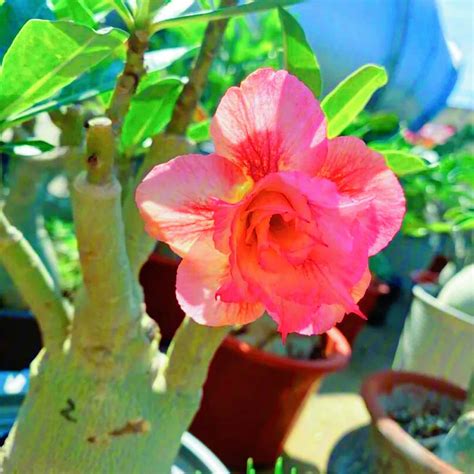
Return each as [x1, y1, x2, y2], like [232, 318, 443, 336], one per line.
[0, 209, 70, 353]
[107, 31, 149, 133]
[166, 0, 237, 135]
[50, 106, 84, 181]
[164, 317, 229, 392]
[71, 119, 146, 354]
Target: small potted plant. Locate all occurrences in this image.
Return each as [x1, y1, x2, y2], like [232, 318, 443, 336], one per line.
[361, 370, 467, 473]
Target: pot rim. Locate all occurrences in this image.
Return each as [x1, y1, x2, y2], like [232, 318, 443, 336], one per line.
[361, 370, 466, 474]
[413, 285, 473, 325]
[223, 327, 351, 374]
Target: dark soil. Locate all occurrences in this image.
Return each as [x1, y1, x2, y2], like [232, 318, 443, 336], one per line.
[382, 384, 463, 450]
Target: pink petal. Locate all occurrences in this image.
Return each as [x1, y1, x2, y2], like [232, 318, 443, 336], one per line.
[316, 137, 405, 255]
[227, 172, 369, 316]
[211, 68, 327, 182]
[176, 236, 265, 326]
[135, 153, 250, 257]
[268, 268, 371, 337]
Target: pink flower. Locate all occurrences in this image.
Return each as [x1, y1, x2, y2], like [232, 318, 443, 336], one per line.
[403, 123, 456, 148]
[136, 69, 405, 338]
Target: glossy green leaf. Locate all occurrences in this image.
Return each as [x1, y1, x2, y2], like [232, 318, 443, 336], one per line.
[380, 150, 429, 176]
[0, 139, 54, 155]
[151, 0, 302, 33]
[152, 0, 194, 23]
[0, 45, 193, 130]
[82, 0, 113, 14]
[187, 119, 210, 143]
[0, 0, 54, 62]
[0, 20, 128, 123]
[50, 0, 96, 28]
[454, 216, 474, 231]
[321, 65, 388, 138]
[144, 45, 198, 71]
[121, 75, 183, 153]
[198, 0, 212, 8]
[278, 7, 321, 97]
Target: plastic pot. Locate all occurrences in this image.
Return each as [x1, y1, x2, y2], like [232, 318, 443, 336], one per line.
[392, 285, 474, 388]
[190, 328, 351, 469]
[361, 370, 466, 474]
[139, 254, 185, 343]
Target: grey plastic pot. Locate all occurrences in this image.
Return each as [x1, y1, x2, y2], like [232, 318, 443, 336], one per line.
[0, 370, 229, 474]
[392, 285, 474, 388]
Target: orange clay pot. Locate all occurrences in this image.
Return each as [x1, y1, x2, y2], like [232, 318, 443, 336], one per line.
[190, 329, 351, 470]
[361, 370, 466, 474]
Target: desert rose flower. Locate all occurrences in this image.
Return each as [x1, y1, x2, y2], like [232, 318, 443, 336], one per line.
[136, 68, 405, 338]
[403, 123, 456, 148]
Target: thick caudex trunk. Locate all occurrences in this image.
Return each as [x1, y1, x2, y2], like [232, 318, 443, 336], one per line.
[1, 338, 201, 473]
[0, 119, 226, 473]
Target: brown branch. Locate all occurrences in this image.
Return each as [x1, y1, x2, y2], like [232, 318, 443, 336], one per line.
[166, 0, 237, 135]
[107, 31, 149, 133]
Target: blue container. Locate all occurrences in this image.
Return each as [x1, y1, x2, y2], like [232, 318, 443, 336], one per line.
[291, 0, 460, 130]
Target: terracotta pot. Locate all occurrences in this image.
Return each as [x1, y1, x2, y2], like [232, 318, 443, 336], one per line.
[190, 328, 351, 469]
[361, 370, 466, 474]
[139, 253, 184, 343]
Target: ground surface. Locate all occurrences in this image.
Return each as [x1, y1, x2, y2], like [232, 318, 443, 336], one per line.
[279, 291, 413, 473]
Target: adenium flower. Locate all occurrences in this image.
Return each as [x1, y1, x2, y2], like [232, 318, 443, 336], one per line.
[403, 123, 456, 148]
[136, 68, 405, 338]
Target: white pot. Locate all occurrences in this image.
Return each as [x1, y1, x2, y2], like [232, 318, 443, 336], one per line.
[393, 285, 474, 388]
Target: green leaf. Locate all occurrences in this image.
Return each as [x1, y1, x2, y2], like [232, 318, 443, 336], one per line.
[0, 0, 54, 62]
[0, 139, 54, 155]
[198, 0, 212, 8]
[144, 45, 198, 71]
[50, 0, 97, 28]
[0, 20, 128, 123]
[0, 46, 192, 130]
[278, 7, 321, 97]
[380, 150, 429, 176]
[82, 0, 113, 14]
[427, 221, 453, 233]
[454, 216, 474, 231]
[104, 0, 134, 29]
[151, 0, 302, 33]
[121, 75, 183, 153]
[187, 119, 211, 143]
[152, 0, 194, 23]
[321, 64, 388, 138]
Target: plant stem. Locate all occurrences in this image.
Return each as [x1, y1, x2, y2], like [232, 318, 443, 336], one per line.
[107, 30, 149, 194]
[50, 106, 84, 181]
[107, 31, 149, 133]
[84, 117, 115, 185]
[0, 209, 70, 353]
[71, 119, 148, 360]
[166, 0, 237, 135]
[165, 317, 229, 392]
